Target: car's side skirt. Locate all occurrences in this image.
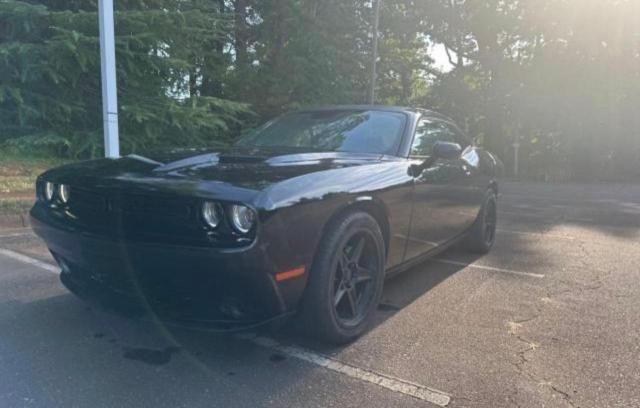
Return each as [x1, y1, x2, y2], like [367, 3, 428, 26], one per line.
[384, 232, 468, 280]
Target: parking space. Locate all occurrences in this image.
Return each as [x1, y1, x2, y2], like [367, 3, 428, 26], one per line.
[1, 182, 639, 407]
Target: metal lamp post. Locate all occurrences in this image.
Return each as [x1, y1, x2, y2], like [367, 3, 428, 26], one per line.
[98, 0, 120, 158]
[368, 0, 382, 105]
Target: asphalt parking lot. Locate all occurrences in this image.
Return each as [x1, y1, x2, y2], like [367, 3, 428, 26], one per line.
[1, 181, 639, 408]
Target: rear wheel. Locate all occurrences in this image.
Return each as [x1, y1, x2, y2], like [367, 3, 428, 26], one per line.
[300, 212, 385, 344]
[464, 190, 497, 254]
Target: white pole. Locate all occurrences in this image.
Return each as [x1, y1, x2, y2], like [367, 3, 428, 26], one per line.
[98, 0, 120, 158]
[368, 0, 382, 104]
[513, 141, 520, 178]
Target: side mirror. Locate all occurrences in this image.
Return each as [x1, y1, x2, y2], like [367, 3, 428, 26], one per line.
[433, 141, 462, 160]
[408, 142, 464, 177]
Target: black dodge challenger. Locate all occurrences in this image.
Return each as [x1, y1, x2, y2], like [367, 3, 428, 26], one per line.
[31, 106, 500, 343]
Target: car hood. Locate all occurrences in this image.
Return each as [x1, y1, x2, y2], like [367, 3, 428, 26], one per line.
[150, 147, 385, 189]
[45, 147, 387, 200]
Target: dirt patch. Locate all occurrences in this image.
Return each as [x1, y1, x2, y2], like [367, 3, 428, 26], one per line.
[0, 212, 30, 228]
[123, 346, 181, 366]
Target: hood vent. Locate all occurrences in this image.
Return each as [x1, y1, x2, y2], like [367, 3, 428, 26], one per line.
[217, 154, 266, 164]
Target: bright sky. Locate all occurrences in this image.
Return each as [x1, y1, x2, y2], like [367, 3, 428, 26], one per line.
[428, 43, 455, 73]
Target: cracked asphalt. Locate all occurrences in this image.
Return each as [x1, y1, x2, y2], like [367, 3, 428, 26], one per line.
[1, 181, 639, 407]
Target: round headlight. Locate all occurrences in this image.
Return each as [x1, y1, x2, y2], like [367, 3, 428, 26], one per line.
[44, 182, 55, 201]
[58, 184, 70, 203]
[202, 202, 220, 228]
[230, 205, 256, 234]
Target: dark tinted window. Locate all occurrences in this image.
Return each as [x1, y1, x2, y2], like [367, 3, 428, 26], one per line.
[410, 119, 459, 156]
[236, 110, 406, 155]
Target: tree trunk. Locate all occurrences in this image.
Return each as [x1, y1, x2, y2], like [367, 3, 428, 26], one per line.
[201, 0, 226, 97]
[234, 0, 249, 69]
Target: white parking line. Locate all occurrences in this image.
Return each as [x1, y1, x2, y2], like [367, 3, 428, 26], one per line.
[435, 258, 545, 279]
[496, 228, 575, 240]
[0, 227, 31, 232]
[0, 232, 34, 239]
[3, 248, 453, 406]
[0, 249, 59, 273]
[238, 334, 451, 406]
[391, 233, 545, 278]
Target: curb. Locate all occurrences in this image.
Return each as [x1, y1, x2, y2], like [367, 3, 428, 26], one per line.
[0, 212, 31, 229]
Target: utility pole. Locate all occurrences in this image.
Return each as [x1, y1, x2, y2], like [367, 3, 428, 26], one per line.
[368, 0, 382, 105]
[98, 0, 120, 158]
[513, 138, 520, 178]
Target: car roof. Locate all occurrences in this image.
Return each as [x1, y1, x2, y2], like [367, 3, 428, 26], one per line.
[295, 105, 454, 122]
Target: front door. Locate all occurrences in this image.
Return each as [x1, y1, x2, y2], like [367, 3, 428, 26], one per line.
[404, 117, 475, 260]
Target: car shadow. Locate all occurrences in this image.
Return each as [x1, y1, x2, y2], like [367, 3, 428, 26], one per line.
[0, 292, 381, 408]
[269, 247, 482, 354]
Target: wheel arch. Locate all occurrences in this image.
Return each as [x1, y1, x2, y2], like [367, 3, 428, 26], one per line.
[321, 196, 391, 259]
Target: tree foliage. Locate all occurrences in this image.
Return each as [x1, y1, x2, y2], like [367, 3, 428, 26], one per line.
[1, 0, 639, 180]
[1, 0, 249, 157]
[420, 0, 640, 181]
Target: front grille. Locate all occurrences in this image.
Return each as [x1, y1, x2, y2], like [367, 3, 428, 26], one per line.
[110, 192, 191, 219]
[64, 186, 203, 244]
[68, 187, 191, 220]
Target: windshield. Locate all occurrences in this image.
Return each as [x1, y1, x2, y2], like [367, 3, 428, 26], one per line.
[235, 110, 406, 155]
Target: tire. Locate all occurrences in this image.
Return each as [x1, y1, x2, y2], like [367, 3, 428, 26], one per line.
[300, 211, 386, 344]
[464, 190, 498, 254]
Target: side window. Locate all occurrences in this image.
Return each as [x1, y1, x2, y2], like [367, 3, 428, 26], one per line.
[441, 122, 469, 148]
[410, 119, 458, 156]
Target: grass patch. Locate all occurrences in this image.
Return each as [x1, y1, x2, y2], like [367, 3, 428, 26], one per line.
[0, 154, 67, 194]
[0, 154, 67, 177]
[0, 154, 66, 214]
[0, 176, 34, 194]
[0, 198, 33, 214]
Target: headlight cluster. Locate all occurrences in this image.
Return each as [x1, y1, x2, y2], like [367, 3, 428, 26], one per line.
[44, 182, 55, 201]
[58, 184, 70, 203]
[41, 181, 70, 204]
[201, 202, 257, 234]
[230, 204, 256, 234]
[202, 202, 221, 228]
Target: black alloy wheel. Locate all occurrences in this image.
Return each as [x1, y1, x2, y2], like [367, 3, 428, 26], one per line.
[300, 211, 385, 344]
[332, 231, 379, 327]
[465, 190, 498, 254]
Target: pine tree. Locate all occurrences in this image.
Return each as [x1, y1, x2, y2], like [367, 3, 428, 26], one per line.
[1, 0, 249, 158]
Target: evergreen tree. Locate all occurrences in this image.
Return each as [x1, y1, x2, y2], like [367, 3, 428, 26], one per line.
[1, 0, 249, 157]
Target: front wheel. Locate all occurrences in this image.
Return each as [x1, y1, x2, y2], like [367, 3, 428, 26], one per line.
[300, 211, 385, 344]
[464, 190, 497, 254]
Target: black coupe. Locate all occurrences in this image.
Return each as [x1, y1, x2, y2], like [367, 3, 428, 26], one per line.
[31, 106, 500, 343]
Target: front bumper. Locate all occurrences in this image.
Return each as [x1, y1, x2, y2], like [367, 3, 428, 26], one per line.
[30, 205, 309, 326]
